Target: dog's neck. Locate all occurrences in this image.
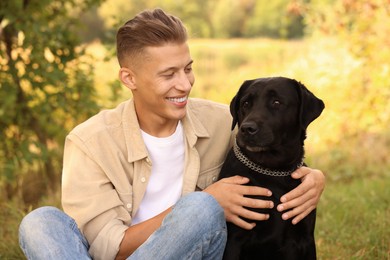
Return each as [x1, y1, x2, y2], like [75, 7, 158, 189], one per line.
[233, 140, 304, 176]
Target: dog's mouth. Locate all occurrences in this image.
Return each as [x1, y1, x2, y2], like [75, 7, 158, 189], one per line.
[237, 139, 271, 153]
[245, 145, 270, 152]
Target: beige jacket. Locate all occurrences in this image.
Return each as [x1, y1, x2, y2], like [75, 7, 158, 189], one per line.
[61, 98, 234, 260]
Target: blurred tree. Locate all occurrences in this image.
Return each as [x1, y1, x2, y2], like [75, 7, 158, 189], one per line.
[211, 0, 306, 38]
[98, 0, 218, 38]
[0, 0, 102, 202]
[243, 0, 306, 38]
[98, 0, 149, 30]
[157, 0, 219, 38]
[97, 0, 306, 39]
[305, 0, 390, 134]
[78, 5, 106, 43]
[212, 0, 253, 38]
[303, 0, 390, 173]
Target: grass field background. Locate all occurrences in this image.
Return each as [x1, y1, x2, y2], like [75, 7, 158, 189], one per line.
[1, 37, 389, 259]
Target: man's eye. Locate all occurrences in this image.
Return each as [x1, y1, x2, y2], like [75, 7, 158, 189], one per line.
[163, 72, 175, 78]
[185, 67, 192, 73]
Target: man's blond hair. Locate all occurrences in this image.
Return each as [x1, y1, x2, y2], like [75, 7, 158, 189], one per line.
[116, 8, 188, 68]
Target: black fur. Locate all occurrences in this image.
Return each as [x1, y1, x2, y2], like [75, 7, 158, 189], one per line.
[219, 77, 325, 260]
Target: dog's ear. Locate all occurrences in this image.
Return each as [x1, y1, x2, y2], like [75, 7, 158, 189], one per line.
[295, 80, 325, 129]
[230, 79, 255, 130]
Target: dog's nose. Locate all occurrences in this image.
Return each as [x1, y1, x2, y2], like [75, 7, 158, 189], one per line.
[240, 122, 258, 135]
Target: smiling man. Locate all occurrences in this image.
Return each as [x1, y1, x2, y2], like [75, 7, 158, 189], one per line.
[19, 9, 325, 260]
[119, 43, 194, 137]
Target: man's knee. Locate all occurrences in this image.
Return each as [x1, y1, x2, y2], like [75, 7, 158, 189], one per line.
[20, 206, 63, 227]
[19, 206, 91, 259]
[19, 206, 65, 242]
[175, 192, 226, 231]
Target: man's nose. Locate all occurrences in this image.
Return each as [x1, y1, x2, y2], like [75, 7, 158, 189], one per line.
[176, 72, 193, 91]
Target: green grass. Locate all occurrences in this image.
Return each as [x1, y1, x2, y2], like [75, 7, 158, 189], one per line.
[0, 201, 26, 259]
[0, 192, 61, 259]
[316, 177, 390, 259]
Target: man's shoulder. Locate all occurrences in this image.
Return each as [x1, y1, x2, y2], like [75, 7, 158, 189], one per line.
[187, 98, 232, 130]
[188, 98, 229, 114]
[68, 100, 129, 142]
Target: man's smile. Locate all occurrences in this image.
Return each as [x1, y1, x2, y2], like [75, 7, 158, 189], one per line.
[166, 96, 188, 103]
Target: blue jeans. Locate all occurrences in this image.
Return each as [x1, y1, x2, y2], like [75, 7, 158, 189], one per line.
[19, 192, 227, 260]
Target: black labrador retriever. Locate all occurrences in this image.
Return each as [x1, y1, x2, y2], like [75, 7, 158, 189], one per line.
[219, 77, 324, 260]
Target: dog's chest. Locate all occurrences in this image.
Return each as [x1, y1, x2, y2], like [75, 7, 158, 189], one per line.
[219, 148, 302, 220]
[220, 149, 301, 196]
[220, 149, 317, 260]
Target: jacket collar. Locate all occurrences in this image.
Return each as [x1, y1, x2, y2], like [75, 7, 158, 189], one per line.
[123, 99, 210, 163]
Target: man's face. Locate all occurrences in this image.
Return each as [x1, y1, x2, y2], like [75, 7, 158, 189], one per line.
[130, 43, 195, 134]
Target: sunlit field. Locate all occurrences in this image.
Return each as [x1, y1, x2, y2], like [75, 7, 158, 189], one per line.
[2, 37, 389, 259]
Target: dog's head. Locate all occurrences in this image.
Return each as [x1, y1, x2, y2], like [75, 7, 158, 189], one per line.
[230, 77, 324, 168]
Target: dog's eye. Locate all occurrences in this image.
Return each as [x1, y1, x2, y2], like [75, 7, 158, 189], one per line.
[272, 100, 281, 107]
[242, 101, 250, 108]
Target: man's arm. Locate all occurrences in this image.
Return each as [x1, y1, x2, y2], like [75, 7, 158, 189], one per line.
[115, 208, 172, 260]
[277, 167, 325, 224]
[204, 167, 325, 229]
[204, 175, 273, 230]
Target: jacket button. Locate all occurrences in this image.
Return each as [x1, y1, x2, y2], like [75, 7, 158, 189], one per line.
[141, 177, 146, 183]
[145, 158, 151, 165]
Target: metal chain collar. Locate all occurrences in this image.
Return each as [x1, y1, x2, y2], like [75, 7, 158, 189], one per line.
[233, 140, 304, 177]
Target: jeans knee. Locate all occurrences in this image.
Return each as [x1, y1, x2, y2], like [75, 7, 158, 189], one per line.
[20, 206, 61, 229]
[177, 192, 226, 232]
[19, 206, 64, 243]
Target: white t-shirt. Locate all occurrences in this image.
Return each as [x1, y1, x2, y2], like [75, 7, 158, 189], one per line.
[131, 122, 184, 225]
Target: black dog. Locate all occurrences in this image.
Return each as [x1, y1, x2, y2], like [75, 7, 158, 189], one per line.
[219, 77, 324, 260]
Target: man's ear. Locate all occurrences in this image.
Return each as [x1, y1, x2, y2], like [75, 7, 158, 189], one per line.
[119, 67, 136, 90]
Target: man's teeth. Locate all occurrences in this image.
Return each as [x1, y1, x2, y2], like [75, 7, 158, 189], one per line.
[167, 96, 187, 102]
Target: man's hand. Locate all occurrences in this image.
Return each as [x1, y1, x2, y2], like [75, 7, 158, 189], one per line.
[277, 167, 325, 224]
[204, 175, 273, 230]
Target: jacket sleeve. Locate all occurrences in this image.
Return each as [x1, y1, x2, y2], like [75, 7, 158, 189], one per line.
[62, 134, 129, 260]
